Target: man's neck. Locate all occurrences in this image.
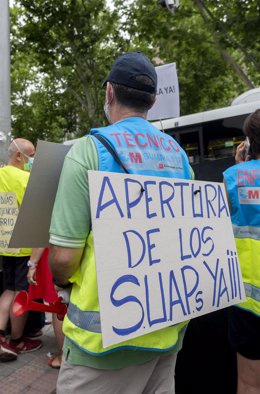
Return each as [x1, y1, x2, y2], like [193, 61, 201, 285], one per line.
[110, 106, 147, 124]
[8, 160, 23, 170]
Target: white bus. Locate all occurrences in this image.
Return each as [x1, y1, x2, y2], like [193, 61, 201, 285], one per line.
[64, 89, 260, 182]
[152, 89, 260, 182]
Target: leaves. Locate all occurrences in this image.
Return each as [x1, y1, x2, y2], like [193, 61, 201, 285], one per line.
[10, 0, 260, 142]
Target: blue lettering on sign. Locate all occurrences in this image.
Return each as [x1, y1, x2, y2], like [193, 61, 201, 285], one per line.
[181, 265, 200, 314]
[179, 226, 215, 261]
[203, 259, 220, 306]
[144, 180, 157, 219]
[169, 270, 187, 318]
[123, 228, 161, 268]
[95, 176, 230, 220]
[195, 291, 204, 311]
[204, 184, 229, 218]
[235, 254, 242, 300]
[110, 275, 144, 336]
[159, 181, 175, 218]
[96, 176, 124, 218]
[203, 249, 242, 308]
[205, 184, 217, 218]
[94, 174, 234, 340]
[174, 182, 189, 216]
[124, 178, 144, 219]
[201, 226, 214, 256]
[191, 184, 203, 217]
[123, 230, 146, 269]
[110, 265, 204, 336]
[145, 272, 167, 327]
[218, 185, 230, 217]
[216, 268, 229, 307]
[227, 249, 242, 300]
[147, 228, 161, 266]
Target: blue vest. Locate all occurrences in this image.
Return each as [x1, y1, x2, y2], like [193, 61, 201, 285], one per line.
[90, 117, 191, 179]
[62, 117, 192, 355]
[223, 160, 260, 316]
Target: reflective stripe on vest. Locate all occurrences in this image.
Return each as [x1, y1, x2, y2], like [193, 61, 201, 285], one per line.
[244, 283, 260, 302]
[67, 303, 101, 333]
[233, 224, 260, 240]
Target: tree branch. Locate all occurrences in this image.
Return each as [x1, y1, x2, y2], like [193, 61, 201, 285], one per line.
[194, 0, 255, 89]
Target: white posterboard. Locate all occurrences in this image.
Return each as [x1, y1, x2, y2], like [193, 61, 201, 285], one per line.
[147, 63, 180, 121]
[0, 192, 20, 254]
[89, 171, 246, 348]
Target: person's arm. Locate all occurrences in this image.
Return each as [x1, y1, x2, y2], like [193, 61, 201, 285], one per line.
[48, 246, 84, 287]
[27, 247, 45, 285]
[49, 137, 98, 287]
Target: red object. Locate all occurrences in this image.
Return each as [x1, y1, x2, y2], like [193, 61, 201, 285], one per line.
[13, 290, 67, 320]
[7, 337, 42, 354]
[16, 248, 68, 320]
[48, 354, 62, 369]
[28, 249, 57, 304]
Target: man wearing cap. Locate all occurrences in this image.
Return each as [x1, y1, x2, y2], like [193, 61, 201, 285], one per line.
[49, 52, 192, 393]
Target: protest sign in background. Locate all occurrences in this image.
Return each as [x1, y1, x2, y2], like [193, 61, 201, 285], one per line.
[147, 63, 180, 121]
[9, 140, 71, 248]
[89, 171, 246, 348]
[0, 192, 20, 254]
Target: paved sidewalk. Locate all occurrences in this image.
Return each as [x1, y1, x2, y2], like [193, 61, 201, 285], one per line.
[0, 316, 59, 394]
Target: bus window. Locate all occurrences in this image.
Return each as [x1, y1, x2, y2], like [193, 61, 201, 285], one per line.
[179, 131, 200, 165]
[153, 99, 260, 182]
[201, 115, 247, 160]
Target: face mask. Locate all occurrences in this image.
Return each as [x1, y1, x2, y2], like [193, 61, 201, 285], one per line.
[13, 140, 34, 171]
[23, 156, 34, 172]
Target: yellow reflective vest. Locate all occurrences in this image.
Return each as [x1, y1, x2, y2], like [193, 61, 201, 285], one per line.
[0, 165, 31, 257]
[63, 232, 189, 355]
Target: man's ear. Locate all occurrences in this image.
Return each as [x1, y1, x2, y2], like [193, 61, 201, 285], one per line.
[148, 95, 156, 111]
[106, 82, 114, 104]
[16, 151, 22, 162]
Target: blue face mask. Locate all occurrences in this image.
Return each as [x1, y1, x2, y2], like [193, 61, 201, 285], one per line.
[23, 156, 34, 172]
[12, 140, 35, 172]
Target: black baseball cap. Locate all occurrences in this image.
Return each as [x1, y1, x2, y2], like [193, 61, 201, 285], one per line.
[103, 52, 157, 94]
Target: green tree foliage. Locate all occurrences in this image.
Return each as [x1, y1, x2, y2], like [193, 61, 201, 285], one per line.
[118, 0, 259, 115]
[201, 0, 260, 79]
[11, 0, 126, 142]
[10, 0, 260, 142]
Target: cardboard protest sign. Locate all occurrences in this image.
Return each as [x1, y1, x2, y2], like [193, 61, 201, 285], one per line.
[89, 171, 246, 348]
[9, 140, 71, 248]
[0, 192, 20, 253]
[147, 63, 180, 121]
